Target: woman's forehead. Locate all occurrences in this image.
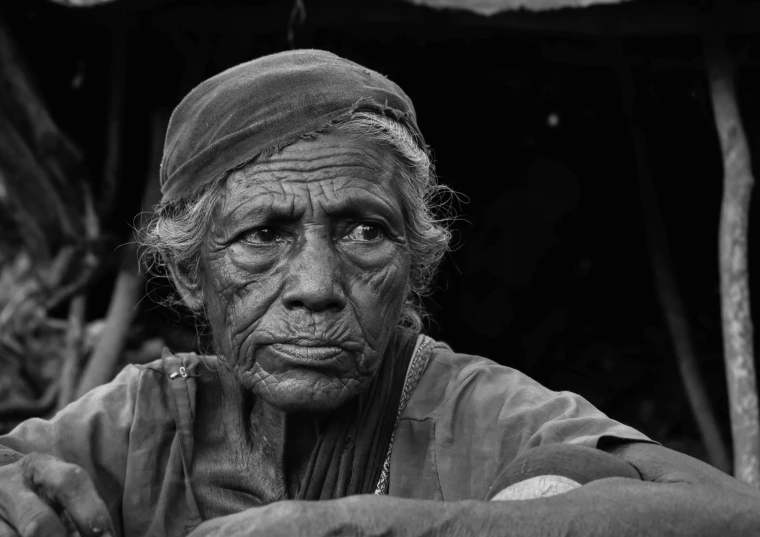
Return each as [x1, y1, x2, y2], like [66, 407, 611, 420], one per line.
[218, 133, 404, 220]
[245, 132, 396, 178]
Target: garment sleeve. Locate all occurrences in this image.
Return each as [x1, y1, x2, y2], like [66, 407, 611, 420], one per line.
[432, 355, 655, 500]
[510, 386, 655, 453]
[0, 364, 142, 513]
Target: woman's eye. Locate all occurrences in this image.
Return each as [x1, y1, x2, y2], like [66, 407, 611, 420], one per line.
[343, 223, 384, 243]
[242, 228, 283, 244]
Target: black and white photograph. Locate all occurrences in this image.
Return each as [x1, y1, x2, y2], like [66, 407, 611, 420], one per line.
[1, 0, 760, 535]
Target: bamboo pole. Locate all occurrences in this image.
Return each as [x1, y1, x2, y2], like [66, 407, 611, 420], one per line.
[57, 295, 85, 410]
[703, 32, 760, 487]
[74, 111, 167, 397]
[74, 251, 142, 398]
[57, 185, 99, 409]
[609, 40, 731, 473]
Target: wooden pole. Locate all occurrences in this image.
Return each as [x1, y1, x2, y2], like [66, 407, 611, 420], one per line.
[57, 295, 85, 410]
[74, 111, 167, 397]
[57, 185, 99, 409]
[609, 41, 731, 473]
[74, 250, 142, 398]
[704, 32, 760, 487]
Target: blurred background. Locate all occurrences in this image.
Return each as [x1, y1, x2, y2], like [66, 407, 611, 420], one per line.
[2, 0, 760, 476]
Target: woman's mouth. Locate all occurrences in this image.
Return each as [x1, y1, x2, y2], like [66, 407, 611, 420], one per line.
[268, 343, 345, 363]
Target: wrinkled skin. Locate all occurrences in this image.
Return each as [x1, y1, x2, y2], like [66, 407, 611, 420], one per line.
[178, 131, 412, 413]
[170, 132, 414, 511]
[0, 453, 114, 537]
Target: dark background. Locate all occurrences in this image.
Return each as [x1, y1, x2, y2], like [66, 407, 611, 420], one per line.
[5, 0, 760, 464]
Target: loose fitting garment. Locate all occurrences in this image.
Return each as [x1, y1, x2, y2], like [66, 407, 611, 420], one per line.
[0, 337, 652, 537]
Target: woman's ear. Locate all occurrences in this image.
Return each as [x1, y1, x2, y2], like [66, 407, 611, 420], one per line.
[166, 262, 204, 311]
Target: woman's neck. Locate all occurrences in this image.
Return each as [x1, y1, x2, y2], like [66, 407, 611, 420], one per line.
[192, 362, 326, 519]
[248, 398, 320, 496]
[218, 367, 321, 497]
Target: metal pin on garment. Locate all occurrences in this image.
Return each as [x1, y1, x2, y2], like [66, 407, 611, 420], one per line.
[169, 367, 188, 380]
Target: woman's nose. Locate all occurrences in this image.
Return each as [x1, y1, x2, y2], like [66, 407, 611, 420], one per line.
[281, 233, 347, 313]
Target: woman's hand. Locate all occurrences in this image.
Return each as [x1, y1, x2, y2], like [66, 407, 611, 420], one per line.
[0, 453, 114, 537]
[187, 500, 348, 537]
[187, 496, 459, 537]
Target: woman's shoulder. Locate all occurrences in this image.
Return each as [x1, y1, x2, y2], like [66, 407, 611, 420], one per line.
[393, 339, 652, 500]
[402, 340, 643, 442]
[400, 341, 555, 422]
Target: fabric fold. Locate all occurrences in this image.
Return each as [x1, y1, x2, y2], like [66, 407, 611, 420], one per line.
[160, 49, 424, 204]
[296, 328, 417, 499]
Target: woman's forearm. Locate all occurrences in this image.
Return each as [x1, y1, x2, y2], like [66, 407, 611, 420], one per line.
[188, 478, 760, 537]
[339, 478, 760, 537]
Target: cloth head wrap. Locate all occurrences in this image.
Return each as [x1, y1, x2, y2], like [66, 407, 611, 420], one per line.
[160, 49, 423, 204]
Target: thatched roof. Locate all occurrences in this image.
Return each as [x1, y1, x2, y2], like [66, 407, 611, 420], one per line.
[407, 0, 630, 17]
[48, 0, 633, 13]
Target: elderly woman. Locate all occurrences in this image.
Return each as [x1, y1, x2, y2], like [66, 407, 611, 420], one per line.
[0, 50, 758, 537]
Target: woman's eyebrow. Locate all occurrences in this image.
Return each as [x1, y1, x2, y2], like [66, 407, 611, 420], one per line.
[221, 200, 299, 227]
[320, 190, 402, 219]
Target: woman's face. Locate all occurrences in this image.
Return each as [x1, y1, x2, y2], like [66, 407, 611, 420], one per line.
[198, 131, 411, 413]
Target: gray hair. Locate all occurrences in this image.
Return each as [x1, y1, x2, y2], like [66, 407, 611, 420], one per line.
[143, 112, 454, 332]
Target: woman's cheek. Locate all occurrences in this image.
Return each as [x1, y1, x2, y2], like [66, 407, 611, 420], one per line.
[202, 248, 284, 364]
[339, 238, 405, 271]
[352, 260, 408, 330]
[227, 242, 285, 274]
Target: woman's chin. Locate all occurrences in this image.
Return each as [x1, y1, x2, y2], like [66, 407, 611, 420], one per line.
[252, 375, 363, 414]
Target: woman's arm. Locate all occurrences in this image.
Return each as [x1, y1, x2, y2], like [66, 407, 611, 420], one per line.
[601, 441, 756, 493]
[0, 365, 141, 537]
[189, 443, 760, 537]
[0, 364, 140, 473]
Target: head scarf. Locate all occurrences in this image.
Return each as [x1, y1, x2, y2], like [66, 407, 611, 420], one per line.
[160, 49, 423, 204]
[160, 50, 424, 501]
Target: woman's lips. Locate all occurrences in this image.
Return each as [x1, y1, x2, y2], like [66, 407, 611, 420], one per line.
[269, 343, 345, 363]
